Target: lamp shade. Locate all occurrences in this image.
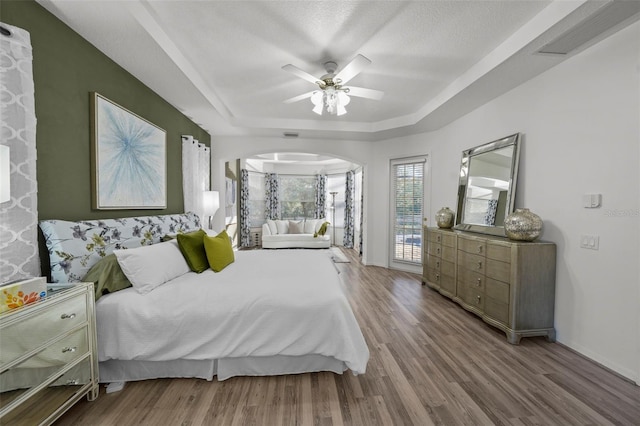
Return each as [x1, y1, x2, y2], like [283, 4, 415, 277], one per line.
[0, 145, 9, 203]
[202, 191, 220, 216]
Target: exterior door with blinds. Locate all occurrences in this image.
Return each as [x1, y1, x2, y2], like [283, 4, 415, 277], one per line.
[390, 157, 426, 271]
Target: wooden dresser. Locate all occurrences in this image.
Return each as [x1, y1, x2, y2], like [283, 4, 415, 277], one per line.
[423, 227, 556, 344]
[0, 282, 99, 425]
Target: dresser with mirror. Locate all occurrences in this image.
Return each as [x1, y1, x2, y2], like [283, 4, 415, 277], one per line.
[423, 133, 556, 344]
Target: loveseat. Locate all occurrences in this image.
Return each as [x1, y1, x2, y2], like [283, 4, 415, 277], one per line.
[261, 218, 330, 249]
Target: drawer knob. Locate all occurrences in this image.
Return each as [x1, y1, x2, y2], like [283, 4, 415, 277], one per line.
[60, 313, 76, 320]
[437, 236, 441, 242]
[476, 295, 481, 303]
[476, 278, 481, 287]
[477, 261, 482, 270]
[436, 248, 441, 255]
[435, 274, 440, 281]
[436, 261, 440, 268]
[62, 346, 77, 353]
[477, 246, 483, 254]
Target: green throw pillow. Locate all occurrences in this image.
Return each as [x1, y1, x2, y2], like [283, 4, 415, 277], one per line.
[177, 229, 209, 273]
[203, 229, 235, 272]
[83, 254, 132, 301]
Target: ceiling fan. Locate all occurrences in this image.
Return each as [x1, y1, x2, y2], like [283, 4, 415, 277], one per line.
[282, 54, 384, 116]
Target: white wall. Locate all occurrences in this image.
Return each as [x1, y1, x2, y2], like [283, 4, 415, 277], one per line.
[369, 22, 640, 383]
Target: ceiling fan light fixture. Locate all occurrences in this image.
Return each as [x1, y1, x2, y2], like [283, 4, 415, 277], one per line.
[312, 102, 324, 115]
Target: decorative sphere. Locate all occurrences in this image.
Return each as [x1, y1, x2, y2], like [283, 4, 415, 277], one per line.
[435, 207, 455, 229]
[504, 208, 543, 241]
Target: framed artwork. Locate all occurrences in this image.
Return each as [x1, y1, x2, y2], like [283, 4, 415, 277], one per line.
[90, 92, 166, 209]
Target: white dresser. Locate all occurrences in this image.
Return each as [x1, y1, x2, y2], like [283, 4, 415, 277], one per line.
[0, 282, 99, 425]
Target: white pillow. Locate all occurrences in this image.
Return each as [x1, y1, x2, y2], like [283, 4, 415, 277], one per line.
[266, 219, 277, 235]
[114, 240, 190, 294]
[304, 219, 317, 234]
[275, 220, 289, 234]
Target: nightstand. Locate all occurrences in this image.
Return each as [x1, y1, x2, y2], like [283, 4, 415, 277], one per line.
[0, 282, 99, 425]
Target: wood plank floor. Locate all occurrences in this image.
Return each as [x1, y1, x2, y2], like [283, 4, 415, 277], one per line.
[56, 248, 640, 425]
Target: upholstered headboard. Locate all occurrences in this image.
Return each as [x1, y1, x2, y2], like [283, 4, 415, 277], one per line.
[39, 212, 201, 283]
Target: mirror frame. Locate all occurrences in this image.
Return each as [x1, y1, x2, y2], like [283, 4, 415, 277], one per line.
[453, 133, 521, 237]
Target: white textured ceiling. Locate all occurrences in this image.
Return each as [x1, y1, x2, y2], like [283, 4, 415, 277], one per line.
[36, 0, 632, 141]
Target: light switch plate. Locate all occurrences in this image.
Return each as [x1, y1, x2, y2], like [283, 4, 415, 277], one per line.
[580, 234, 599, 250]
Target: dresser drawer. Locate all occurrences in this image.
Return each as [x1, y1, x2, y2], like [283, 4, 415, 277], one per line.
[486, 258, 511, 282]
[439, 274, 456, 296]
[458, 267, 484, 291]
[485, 297, 509, 326]
[1, 355, 92, 425]
[426, 254, 441, 271]
[440, 259, 455, 277]
[487, 242, 511, 262]
[465, 287, 485, 310]
[458, 251, 485, 273]
[440, 232, 456, 248]
[441, 245, 456, 262]
[485, 278, 510, 304]
[0, 327, 88, 401]
[458, 236, 486, 256]
[0, 294, 87, 368]
[427, 240, 442, 257]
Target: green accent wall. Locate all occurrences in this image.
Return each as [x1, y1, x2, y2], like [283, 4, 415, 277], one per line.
[2, 0, 211, 221]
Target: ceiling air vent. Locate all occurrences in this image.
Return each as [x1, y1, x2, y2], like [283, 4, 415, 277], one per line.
[538, 1, 640, 55]
[283, 132, 299, 138]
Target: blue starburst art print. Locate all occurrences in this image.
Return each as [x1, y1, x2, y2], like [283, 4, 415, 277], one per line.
[92, 93, 166, 209]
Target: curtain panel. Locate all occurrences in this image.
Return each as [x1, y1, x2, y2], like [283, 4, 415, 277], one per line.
[358, 169, 364, 256]
[343, 170, 355, 248]
[264, 173, 280, 220]
[314, 174, 327, 219]
[182, 136, 210, 223]
[0, 23, 40, 282]
[239, 169, 251, 247]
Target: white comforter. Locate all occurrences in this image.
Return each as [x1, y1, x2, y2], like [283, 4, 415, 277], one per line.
[96, 249, 369, 375]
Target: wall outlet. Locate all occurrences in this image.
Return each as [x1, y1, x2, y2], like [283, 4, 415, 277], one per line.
[580, 235, 599, 250]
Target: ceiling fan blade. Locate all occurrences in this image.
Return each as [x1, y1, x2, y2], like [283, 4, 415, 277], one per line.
[335, 54, 371, 85]
[345, 86, 384, 101]
[283, 91, 315, 104]
[282, 64, 321, 85]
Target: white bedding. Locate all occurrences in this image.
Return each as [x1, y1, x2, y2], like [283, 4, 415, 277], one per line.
[96, 249, 369, 378]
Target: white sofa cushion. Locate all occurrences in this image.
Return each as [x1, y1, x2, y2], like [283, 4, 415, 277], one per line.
[266, 219, 277, 235]
[275, 220, 289, 234]
[304, 219, 317, 234]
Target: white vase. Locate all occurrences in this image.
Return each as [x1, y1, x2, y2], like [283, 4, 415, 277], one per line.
[504, 208, 542, 241]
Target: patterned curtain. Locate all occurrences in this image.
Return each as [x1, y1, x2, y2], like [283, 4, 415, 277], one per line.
[265, 173, 280, 220]
[484, 199, 498, 225]
[239, 169, 251, 247]
[359, 169, 364, 257]
[0, 23, 40, 283]
[343, 170, 355, 248]
[314, 174, 327, 219]
[182, 135, 210, 223]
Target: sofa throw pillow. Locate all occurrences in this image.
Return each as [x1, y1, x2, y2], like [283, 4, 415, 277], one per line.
[275, 220, 289, 234]
[304, 219, 317, 234]
[114, 240, 190, 294]
[203, 229, 235, 272]
[266, 219, 278, 235]
[82, 254, 132, 301]
[177, 229, 209, 273]
[289, 220, 303, 234]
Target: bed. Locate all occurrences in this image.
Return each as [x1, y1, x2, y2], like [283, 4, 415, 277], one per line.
[39, 213, 369, 383]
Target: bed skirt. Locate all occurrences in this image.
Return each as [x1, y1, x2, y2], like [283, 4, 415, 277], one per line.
[98, 355, 348, 383]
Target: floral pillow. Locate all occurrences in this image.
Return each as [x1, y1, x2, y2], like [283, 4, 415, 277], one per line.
[40, 212, 201, 283]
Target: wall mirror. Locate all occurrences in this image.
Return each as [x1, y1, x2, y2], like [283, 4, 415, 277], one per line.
[454, 133, 520, 236]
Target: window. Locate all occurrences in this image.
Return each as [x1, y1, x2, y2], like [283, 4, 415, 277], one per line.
[327, 174, 346, 227]
[279, 176, 316, 219]
[247, 173, 265, 226]
[391, 158, 425, 264]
